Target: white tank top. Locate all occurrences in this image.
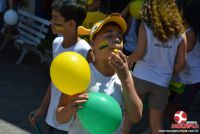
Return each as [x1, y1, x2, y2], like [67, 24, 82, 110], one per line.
[45, 37, 91, 131]
[133, 24, 184, 87]
[174, 30, 200, 84]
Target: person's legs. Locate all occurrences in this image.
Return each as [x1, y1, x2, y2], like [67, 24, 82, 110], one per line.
[148, 83, 168, 134]
[176, 83, 200, 111]
[133, 76, 149, 101]
[149, 108, 164, 134]
[166, 82, 200, 119]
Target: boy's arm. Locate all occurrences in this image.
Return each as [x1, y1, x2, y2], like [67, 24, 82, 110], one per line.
[109, 51, 143, 123]
[29, 84, 51, 125]
[56, 94, 75, 123]
[56, 93, 88, 123]
[122, 113, 132, 134]
[173, 34, 187, 76]
[38, 84, 51, 111]
[127, 23, 147, 68]
[120, 71, 143, 123]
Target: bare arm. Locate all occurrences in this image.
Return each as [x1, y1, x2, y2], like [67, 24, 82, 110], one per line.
[173, 34, 187, 76]
[186, 30, 196, 52]
[127, 23, 147, 68]
[56, 93, 88, 123]
[121, 70, 143, 123]
[29, 84, 51, 125]
[122, 113, 133, 134]
[39, 84, 51, 111]
[109, 51, 143, 123]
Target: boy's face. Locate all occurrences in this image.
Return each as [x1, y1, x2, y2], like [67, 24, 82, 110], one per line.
[92, 24, 123, 61]
[51, 10, 70, 34]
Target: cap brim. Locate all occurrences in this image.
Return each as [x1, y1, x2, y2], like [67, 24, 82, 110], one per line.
[78, 13, 127, 40]
[77, 26, 91, 35]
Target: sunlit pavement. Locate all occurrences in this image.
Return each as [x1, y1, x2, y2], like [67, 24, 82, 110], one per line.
[0, 119, 30, 134]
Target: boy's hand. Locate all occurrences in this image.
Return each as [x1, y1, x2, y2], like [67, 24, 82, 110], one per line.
[108, 50, 130, 80]
[68, 92, 89, 114]
[28, 108, 44, 126]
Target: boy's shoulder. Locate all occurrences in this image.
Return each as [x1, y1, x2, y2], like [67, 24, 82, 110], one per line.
[52, 36, 63, 46]
[76, 38, 90, 47]
[53, 36, 63, 42]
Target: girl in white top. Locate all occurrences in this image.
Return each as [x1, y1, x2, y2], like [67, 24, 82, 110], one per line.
[168, 0, 200, 114]
[56, 13, 143, 134]
[127, 0, 187, 133]
[169, 29, 200, 112]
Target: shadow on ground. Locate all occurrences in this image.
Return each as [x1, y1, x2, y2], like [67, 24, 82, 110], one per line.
[0, 41, 50, 134]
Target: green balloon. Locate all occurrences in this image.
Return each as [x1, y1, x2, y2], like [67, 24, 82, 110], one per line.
[78, 92, 122, 134]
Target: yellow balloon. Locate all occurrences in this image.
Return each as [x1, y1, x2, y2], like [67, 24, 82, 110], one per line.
[50, 52, 91, 95]
[129, 0, 143, 19]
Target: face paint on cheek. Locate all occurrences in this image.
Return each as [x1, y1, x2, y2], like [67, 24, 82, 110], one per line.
[98, 40, 109, 50]
[54, 23, 65, 30]
[55, 26, 64, 30]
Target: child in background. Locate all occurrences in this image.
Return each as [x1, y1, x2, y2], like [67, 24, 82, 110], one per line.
[123, 17, 140, 56]
[120, 1, 142, 57]
[29, 0, 93, 133]
[127, 0, 187, 133]
[82, 0, 107, 29]
[81, 0, 107, 42]
[167, 0, 200, 120]
[56, 13, 143, 134]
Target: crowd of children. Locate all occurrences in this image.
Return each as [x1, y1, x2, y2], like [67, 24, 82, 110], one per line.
[28, 0, 200, 134]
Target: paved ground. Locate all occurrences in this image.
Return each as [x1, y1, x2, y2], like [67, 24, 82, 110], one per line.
[0, 39, 50, 134]
[0, 38, 199, 134]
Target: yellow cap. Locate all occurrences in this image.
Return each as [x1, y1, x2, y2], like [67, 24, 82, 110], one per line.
[78, 13, 127, 41]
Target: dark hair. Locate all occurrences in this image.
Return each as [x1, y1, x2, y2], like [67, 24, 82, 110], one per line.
[182, 0, 200, 41]
[51, 0, 87, 27]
